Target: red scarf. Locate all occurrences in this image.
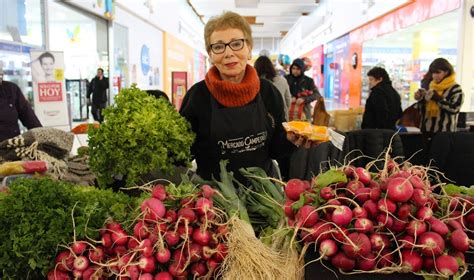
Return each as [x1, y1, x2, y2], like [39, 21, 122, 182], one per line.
[205, 65, 260, 107]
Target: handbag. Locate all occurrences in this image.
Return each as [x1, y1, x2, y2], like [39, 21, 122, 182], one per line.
[312, 97, 330, 126]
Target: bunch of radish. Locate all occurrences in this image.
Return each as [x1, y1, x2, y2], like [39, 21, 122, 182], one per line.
[48, 183, 228, 279]
[284, 160, 474, 278]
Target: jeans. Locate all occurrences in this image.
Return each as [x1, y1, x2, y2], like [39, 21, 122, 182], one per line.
[91, 102, 107, 123]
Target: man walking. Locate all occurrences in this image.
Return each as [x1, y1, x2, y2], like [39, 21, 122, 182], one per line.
[87, 68, 109, 123]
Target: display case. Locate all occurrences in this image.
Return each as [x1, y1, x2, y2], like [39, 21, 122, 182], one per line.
[66, 79, 89, 121]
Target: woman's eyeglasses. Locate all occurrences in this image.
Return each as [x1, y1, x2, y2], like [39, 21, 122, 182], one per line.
[209, 39, 245, 54]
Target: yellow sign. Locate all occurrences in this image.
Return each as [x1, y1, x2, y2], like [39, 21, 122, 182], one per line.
[54, 69, 64, 81]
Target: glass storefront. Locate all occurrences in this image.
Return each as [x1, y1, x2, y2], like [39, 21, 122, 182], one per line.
[361, 11, 459, 109]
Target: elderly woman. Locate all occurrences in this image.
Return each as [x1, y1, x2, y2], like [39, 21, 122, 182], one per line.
[415, 57, 464, 137]
[180, 11, 303, 180]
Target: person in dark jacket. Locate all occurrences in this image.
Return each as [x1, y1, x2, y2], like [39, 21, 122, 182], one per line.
[361, 67, 402, 130]
[87, 68, 109, 123]
[179, 11, 311, 182]
[285, 58, 321, 121]
[0, 75, 42, 142]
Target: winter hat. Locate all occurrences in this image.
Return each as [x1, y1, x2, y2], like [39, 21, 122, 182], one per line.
[292, 58, 305, 70]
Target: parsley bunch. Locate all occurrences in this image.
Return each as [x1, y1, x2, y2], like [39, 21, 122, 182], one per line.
[88, 85, 195, 187]
[0, 178, 137, 278]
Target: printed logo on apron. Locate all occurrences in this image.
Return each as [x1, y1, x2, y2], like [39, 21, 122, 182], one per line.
[217, 131, 267, 155]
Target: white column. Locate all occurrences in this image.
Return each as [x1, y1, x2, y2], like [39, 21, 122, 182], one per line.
[457, 0, 474, 112]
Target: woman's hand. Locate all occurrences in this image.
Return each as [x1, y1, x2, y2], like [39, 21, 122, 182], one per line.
[286, 131, 322, 149]
[296, 97, 305, 104]
[414, 89, 426, 101]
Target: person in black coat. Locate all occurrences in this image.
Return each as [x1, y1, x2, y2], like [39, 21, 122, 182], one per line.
[285, 58, 321, 121]
[87, 68, 109, 123]
[361, 67, 402, 130]
[0, 76, 42, 142]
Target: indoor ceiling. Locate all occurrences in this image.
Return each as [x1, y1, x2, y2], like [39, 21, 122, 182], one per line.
[188, 0, 320, 38]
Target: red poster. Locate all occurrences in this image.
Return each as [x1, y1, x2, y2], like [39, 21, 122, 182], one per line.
[171, 71, 188, 110]
[38, 82, 63, 102]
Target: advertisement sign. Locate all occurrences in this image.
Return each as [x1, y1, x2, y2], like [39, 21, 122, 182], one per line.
[30, 50, 70, 130]
[171, 71, 187, 111]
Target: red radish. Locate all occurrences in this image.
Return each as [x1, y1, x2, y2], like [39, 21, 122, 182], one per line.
[377, 198, 396, 213]
[101, 233, 113, 248]
[72, 270, 83, 278]
[178, 208, 197, 223]
[173, 250, 188, 267]
[296, 205, 319, 227]
[207, 258, 220, 271]
[450, 229, 469, 252]
[418, 232, 445, 256]
[47, 269, 70, 280]
[390, 219, 408, 233]
[88, 246, 105, 263]
[188, 243, 203, 262]
[73, 256, 89, 271]
[138, 256, 156, 273]
[367, 180, 380, 189]
[345, 180, 364, 196]
[320, 186, 335, 200]
[151, 184, 167, 200]
[416, 206, 433, 221]
[141, 246, 154, 258]
[423, 257, 435, 271]
[133, 221, 149, 239]
[310, 222, 333, 243]
[411, 188, 430, 207]
[285, 179, 307, 200]
[331, 205, 353, 227]
[111, 229, 128, 246]
[327, 198, 342, 208]
[401, 250, 423, 272]
[117, 254, 133, 270]
[214, 243, 228, 262]
[180, 196, 194, 208]
[377, 250, 394, 268]
[450, 251, 466, 264]
[114, 245, 128, 256]
[428, 217, 449, 236]
[195, 197, 213, 216]
[128, 238, 139, 249]
[156, 247, 171, 263]
[343, 166, 356, 178]
[448, 220, 463, 231]
[386, 177, 414, 202]
[331, 252, 355, 271]
[71, 241, 88, 255]
[409, 175, 426, 189]
[318, 239, 338, 257]
[357, 253, 376, 271]
[386, 159, 398, 172]
[155, 223, 168, 234]
[192, 228, 211, 245]
[369, 233, 390, 251]
[141, 198, 166, 220]
[398, 235, 414, 249]
[168, 262, 186, 277]
[376, 213, 393, 228]
[165, 231, 180, 246]
[106, 221, 123, 231]
[435, 255, 459, 277]
[363, 200, 378, 219]
[354, 187, 371, 203]
[55, 251, 74, 272]
[369, 187, 381, 202]
[397, 204, 414, 220]
[406, 220, 427, 236]
[354, 167, 371, 185]
[191, 262, 208, 277]
[127, 265, 139, 280]
[354, 218, 373, 233]
[342, 232, 371, 259]
[201, 184, 215, 198]
[139, 273, 153, 280]
[391, 170, 411, 179]
[284, 200, 295, 218]
[154, 271, 173, 280]
[352, 206, 368, 219]
[332, 227, 349, 243]
[177, 224, 193, 237]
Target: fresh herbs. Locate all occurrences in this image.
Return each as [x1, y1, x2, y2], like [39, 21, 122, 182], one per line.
[88, 85, 195, 187]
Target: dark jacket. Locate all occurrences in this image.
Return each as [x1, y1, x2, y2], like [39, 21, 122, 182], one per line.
[87, 76, 109, 104]
[0, 81, 42, 142]
[179, 79, 295, 180]
[285, 71, 321, 120]
[362, 81, 402, 130]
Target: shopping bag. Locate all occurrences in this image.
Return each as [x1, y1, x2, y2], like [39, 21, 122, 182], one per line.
[289, 100, 305, 121]
[312, 97, 330, 126]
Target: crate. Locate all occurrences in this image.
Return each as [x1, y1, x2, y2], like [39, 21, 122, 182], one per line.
[329, 107, 364, 132]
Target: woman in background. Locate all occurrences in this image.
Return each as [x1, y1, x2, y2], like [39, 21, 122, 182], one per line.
[254, 55, 291, 119]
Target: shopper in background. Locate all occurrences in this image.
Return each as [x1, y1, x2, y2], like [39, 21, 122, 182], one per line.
[415, 57, 463, 137]
[361, 66, 402, 130]
[0, 69, 42, 142]
[180, 11, 311, 182]
[285, 58, 321, 121]
[254, 55, 291, 119]
[87, 68, 109, 123]
[146, 89, 170, 102]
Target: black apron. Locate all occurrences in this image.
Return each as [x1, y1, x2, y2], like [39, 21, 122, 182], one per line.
[208, 93, 274, 181]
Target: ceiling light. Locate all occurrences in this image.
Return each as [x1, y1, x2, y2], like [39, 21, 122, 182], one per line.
[235, 0, 259, 8]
